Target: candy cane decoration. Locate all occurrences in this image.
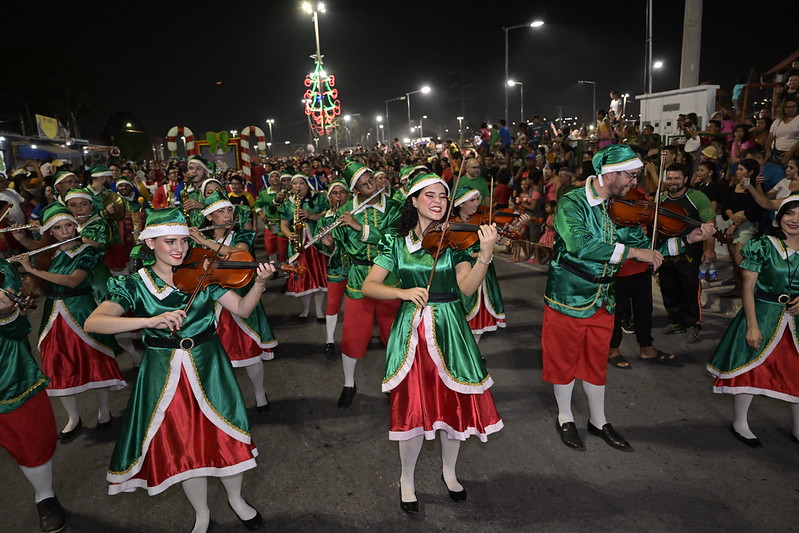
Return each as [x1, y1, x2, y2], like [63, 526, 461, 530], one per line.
[166, 126, 196, 156]
[239, 125, 267, 180]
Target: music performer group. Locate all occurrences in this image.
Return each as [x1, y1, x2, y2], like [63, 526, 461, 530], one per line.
[2, 145, 799, 532]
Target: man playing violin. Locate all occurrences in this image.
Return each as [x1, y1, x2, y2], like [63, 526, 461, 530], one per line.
[543, 145, 716, 452]
[659, 163, 718, 343]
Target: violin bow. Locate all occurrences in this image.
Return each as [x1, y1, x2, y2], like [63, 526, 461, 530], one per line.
[489, 176, 495, 224]
[650, 150, 667, 250]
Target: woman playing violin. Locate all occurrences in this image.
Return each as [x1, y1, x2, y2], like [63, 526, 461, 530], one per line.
[362, 173, 503, 515]
[189, 190, 278, 415]
[84, 208, 274, 533]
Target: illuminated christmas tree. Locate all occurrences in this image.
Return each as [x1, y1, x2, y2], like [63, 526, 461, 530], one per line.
[304, 57, 341, 136]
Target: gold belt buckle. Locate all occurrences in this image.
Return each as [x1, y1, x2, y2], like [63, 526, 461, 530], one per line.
[179, 337, 195, 350]
[778, 294, 791, 305]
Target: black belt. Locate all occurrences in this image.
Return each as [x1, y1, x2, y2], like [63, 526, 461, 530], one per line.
[427, 292, 458, 303]
[755, 288, 793, 305]
[351, 257, 374, 267]
[144, 325, 217, 350]
[46, 286, 92, 298]
[558, 257, 616, 284]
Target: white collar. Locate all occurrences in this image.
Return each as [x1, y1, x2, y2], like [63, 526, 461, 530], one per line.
[405, 230, 422, 253]
[354, 194, 386, 213]
[584, 176, 605, 207]
[139, 267, 175, 300]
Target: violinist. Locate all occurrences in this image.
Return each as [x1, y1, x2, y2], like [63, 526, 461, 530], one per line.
[0, 256, 69, 532]
[658, 163, 718, 344]
[361, 172, 502, 514]
[84, 208, 274, 533]
[315, 181, 351, 359]
[189, 190, 277, 414]
[330, 161, 402, 409]
[543, 145, 716, 452]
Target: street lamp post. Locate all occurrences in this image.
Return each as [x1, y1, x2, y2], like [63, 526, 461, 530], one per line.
[507, 80, 524, 124]
[343, 114, 351, 149]
[265, 119, 275, 156]
[376, 115, 383, 144]
[503, 20, 544, 123]
[384, 96, 406, 143]
[578, 80, 596, 124]
[419, 115, 428, 138]
[406, 86, 431, 135]
[621, 93, 630, 119]
[456, 116, 464, 146]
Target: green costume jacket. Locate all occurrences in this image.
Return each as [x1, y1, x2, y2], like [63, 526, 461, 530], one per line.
[708, 236, 799, 378]
[545, 177, 687, 318]
[0, 260, 48, 414]
[254, 186, 284, 234]
[278, 194, 329, 258]
[314, 208, 350, 283]
[332, 194, 402, 299]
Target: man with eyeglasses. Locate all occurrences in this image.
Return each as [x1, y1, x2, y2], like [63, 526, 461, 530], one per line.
[542, 145, 715, 452]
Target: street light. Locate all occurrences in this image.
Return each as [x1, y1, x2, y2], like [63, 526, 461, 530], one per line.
[406, 86, 431, 134]
[419, 115, 428, 138]
[376, 115, 383, 144]
[384, 95, 407, 142]
[343, 114, 351, 148]
[507, 80, 524, 124]
[456, 116, 464, 146]
[503, 19, 544, 122]
[621, 93, 630, 119]
[578, 80, 597, 124]
[265, 119, 275, 155]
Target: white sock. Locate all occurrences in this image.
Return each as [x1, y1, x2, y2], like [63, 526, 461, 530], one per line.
[245, 363, 268, 407]
[341, 354, 357, 387]
[299, 294, 311, 317]
[221, 473, 256, 521]
[553, 381, 575, 425]
[398, 436, 424, 502]
[732, 394, 756, 439]
[325, 314, 338, 344]
[95, 388, 111, 423]
[440, 432, 463, 492]
[58, 395, 80, 432]
[314, 292, 325, 319]
[182, 477, 210, 533]
[473, 332, 482, 344]
[582, 381, 607, 428]
[19, 460, 54, 503]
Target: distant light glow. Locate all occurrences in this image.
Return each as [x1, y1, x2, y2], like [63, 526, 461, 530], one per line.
[653, 60, 664, 69]
[530, 20, 544, 27]
[420, 86, 431, 94]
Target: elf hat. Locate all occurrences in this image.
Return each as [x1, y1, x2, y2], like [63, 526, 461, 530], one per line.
[138, 208, 189, 241]
[453, 185, 480, 207]
[202, 190, 234, 216]
[592, 144, 643, 176]
[407, 172, 450, 197]
[188, 155, 216, 176]
[342, 160, 372, 191]
[40, 203, 78, 232]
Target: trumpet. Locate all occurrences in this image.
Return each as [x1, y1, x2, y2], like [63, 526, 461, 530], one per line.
[0, 223, 39, 235]
[304, 187, 385, 249]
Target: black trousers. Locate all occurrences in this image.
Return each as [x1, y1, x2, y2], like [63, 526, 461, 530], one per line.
[658, 257, 701, 327]
[610, 270, 654, 349]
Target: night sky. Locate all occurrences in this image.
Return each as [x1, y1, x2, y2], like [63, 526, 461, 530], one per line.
[2, 1, 797, 147]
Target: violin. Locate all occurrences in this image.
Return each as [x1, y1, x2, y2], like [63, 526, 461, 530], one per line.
[608, 189, 731, 244]
[421, 220, 521, 258]
[473, 206, 544, 226]
[0, 272, 37, 311]
[172, 248, 307, 294]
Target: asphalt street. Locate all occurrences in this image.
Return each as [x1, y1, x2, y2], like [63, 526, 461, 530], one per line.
[1, 251, 796, 533]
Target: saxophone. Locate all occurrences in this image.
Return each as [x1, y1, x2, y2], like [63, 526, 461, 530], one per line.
[291, 193, 306, 251]
[180, 188, 190, 222]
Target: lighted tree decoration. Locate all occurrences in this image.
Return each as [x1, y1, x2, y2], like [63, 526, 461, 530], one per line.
[304, 58, 341, 136]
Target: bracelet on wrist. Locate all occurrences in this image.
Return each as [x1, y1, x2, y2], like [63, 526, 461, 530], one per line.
[476, 255, 493, 265]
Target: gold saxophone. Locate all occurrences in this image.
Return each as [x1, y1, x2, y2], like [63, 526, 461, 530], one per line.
[291, 193, 306, 251]
[131, 198, 145, 241]
[180, 188, 190, 222]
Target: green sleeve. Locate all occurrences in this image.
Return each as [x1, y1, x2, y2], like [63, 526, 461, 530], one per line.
[739, 237, 768, 273]
[373, 232, 397, 272]
[106, 275, 135, 312]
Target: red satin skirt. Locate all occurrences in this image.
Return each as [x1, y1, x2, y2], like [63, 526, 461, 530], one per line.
[0, 390, 57, 467]
[468, 298, 506, 335]
[119, 368, 257, 491]
[105, 243, 131, 270]
[285, 246, 327, 296]
[389, 318, 502, 442]
[713, 329, 799, 402]
[40, 315, 125, 396]
[217, 308, 274, 365]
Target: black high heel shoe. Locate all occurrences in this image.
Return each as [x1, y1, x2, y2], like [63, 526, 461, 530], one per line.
[96, 416, 112, 431]
[228, 501, 264, 530]
[442, 475, 467, 502]
[58, 419, 83, 443]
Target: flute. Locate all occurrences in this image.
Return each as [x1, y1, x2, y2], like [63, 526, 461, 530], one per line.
[8, 236, 83, 262]
[197, 223, 235, 233]
[304, 187, 385, 249]
[0, 223, 39, 234]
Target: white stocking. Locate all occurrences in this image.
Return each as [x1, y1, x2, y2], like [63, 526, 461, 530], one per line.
[732, 394, 756, 439]
[325, 314, 338, 344]
[472, 332, 482, 344]
[439, 432, 463, 492]
[221, 473, 256, 521]
[790, 403, 799, 440]
[58, 395, 80, 432]
[19, 460, 54, 503]
[398, 436, 424, 502]
[582, 381, 607, 428]
[299, 294, 311, 317]
[341, 354, 357, 387]
[181, 477, 210, 533]
[95, 388, 111, 424]
[553, 381, 575, 425]
[313, 292, 325, 319]
[244, 363, 268, 407]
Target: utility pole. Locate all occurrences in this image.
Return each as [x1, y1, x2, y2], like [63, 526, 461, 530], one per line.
[680, 0, 703, 88]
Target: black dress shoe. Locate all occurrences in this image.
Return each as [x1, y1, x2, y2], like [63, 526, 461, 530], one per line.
[323, 343, 337, 360]
[58, 419, 83, 443]
[556, 421, 584, 450]
[96, 417, 112, 431]
[337, 385, 356, 409]
[587, 422, 632, 451]
[316, 316, 326, 323]
[298, 315, 308, 323]
[729, 424, 763, 448]
[400, 499, 419, 514]
[792, 434, 799, 446]
[442, 476, 467, 502]
[228, 501, 264, 530]
[256, 403, 270, 415]
[37, 496, 68, 533]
